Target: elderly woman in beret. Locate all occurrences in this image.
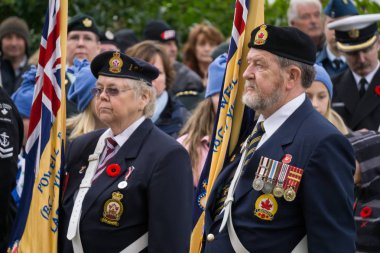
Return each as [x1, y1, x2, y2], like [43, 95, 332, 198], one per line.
[59, 51, 193, 253]
[66, 59, 106, 140]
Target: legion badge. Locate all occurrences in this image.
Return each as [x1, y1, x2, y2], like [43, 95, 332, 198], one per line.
[254, 25, 268, 46]
[100, 191, 124, 226]
[109, 52, 123, 73]
[82, 18, 92, 28]
[254, 194, 278, 221]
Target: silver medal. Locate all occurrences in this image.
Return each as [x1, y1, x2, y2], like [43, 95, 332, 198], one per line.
[252, 178, 264, 191]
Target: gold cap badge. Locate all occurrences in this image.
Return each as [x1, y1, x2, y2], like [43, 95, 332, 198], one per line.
[109, 52, 123, 73]
[82, 18, 92, 28]
[348, 29, 360, 39]
[254, 25, 268, 46]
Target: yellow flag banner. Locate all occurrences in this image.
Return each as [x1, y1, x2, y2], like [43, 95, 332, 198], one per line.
[190, 0, 264, 252]
[8, 0, 67, 252]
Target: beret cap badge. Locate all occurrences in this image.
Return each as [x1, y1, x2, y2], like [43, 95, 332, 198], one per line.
[109, 52, 123, 74]
[254, 25, 268, 46]
[82, 18, 92, 28]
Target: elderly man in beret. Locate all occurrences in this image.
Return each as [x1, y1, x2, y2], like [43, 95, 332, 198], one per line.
[59, 51, 193, 253]
[202, 25, 356, 253]
[328, 14, 380, 131]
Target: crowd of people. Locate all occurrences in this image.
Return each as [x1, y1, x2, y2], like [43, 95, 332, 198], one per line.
[1, 0, 380, 252]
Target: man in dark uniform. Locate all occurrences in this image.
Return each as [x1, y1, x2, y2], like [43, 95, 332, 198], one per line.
[316, 0, 358, 78]
[66, 14, 100, 116]
[0, 87, 23, 252]
[143, 20, 204, 110]
[202, 25, 356, 252]
[329, 14, 380, 131]
[59, 51, 193, 253]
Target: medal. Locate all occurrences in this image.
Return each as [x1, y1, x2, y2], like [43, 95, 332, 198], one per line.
[100, 191, 124, 226]
[273, 163, 290, 198]
[283, 165, 304, 202]
[252, 157, 269, 191]
[262, 160, 281, 194]
[117, 166, 135, 190]
[284, 187, 296, 201]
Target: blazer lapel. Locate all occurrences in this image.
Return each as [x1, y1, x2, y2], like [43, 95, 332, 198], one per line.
[349, 69, 380, 128]
[335, 71, 360, 114]
[80, 119, 154, 218]
[233, 98, 315, 204]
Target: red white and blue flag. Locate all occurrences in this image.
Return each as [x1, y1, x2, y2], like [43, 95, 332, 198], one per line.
[8, 0, 67, 252]
[190, 1, 264, 251]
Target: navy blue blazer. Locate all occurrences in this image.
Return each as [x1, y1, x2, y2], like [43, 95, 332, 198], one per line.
[59, 119, 193, 253]
[332, 68, 380, 131]
[203, 98, 356, 253]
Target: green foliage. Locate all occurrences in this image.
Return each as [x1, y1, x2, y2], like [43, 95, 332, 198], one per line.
[0, 0, 379, 54]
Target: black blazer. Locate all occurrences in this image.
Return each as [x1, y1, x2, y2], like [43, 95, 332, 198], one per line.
[332, 68, 380, 131]
[59, 119, 193, 253]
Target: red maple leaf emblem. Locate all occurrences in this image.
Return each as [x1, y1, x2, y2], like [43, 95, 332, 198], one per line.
[261, 199, 273, 210]
[258, 32, 264, 38]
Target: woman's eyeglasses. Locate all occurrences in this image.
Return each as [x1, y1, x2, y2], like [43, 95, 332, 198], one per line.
[91, 87, 133, 97]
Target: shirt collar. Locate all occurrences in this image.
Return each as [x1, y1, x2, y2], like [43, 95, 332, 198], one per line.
[110, 116, 146, 147]
[256, 93, 305, 148]
[326, 46, 346, 63]
[352, 60, 380, 85]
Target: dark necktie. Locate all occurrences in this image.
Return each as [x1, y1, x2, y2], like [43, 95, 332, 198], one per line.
[359, 78, 367, 98]
[212, 122, 266, 219]
[92, 137, 118, 182]
[333, 59, 342, 69]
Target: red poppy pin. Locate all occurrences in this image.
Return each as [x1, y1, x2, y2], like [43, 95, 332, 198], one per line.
[360, 206, 372, 219]
[106, 164, 121, 177]
[375, 85, 380, 96]
[282, 154, 292, 164]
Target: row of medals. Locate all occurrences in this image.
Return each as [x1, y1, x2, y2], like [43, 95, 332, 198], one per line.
[252, 157, 299, 202]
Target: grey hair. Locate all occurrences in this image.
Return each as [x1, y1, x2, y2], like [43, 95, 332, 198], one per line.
[275, 56, 315, 89]
[287, 0, 322, 25]
[127, 79, 156, 118]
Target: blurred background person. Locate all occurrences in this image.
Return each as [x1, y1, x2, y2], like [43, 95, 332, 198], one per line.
[99, 30, 120, 53]
[66, 14, 100, 66]
[348, 131, 380, 253]
[114, 28, 139, 53]
[66, 14, 101, 116]
[316, 0, 358, 78]
[60, 51, 192, 253]
[10, 66, 36, 208]
[66, 59, 106, 140]
[183, 22, 224, 87]
[329, 14, 380, 131]
[287, 0, 324, 55]
[0, 16, 31, 95]
[0, 85, 23, 252]
[178, 53, 227, 187]
[306, 64, 350, 135]
[127, 40, 190, 138]
[143, 20, 204, 111]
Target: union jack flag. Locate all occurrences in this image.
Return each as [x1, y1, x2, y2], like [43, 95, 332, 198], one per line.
[8, 0, 67, 252]
[190, 1, 264, 252]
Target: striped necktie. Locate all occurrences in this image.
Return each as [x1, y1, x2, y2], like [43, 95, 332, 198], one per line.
[212, 122, 266, 219]
[92, 137, 118, 182]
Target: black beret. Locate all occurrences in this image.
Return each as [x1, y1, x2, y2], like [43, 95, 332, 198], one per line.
[248, 24, 316, 65]
[68, 14, 99, 37]
[90, 51, 159, 85]
[143, 20, 177, 43]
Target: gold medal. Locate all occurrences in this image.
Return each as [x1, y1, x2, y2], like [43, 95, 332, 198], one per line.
[284, 187, 296, 202]
[273, 186, 284, 198]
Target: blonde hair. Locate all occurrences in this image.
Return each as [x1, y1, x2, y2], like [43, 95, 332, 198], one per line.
[67, 104, 97, 140]
[179, 98, 215, 179]
[324, 103, 350, 135]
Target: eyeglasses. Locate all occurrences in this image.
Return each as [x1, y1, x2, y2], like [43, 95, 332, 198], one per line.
[91, 87, 134, 97]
